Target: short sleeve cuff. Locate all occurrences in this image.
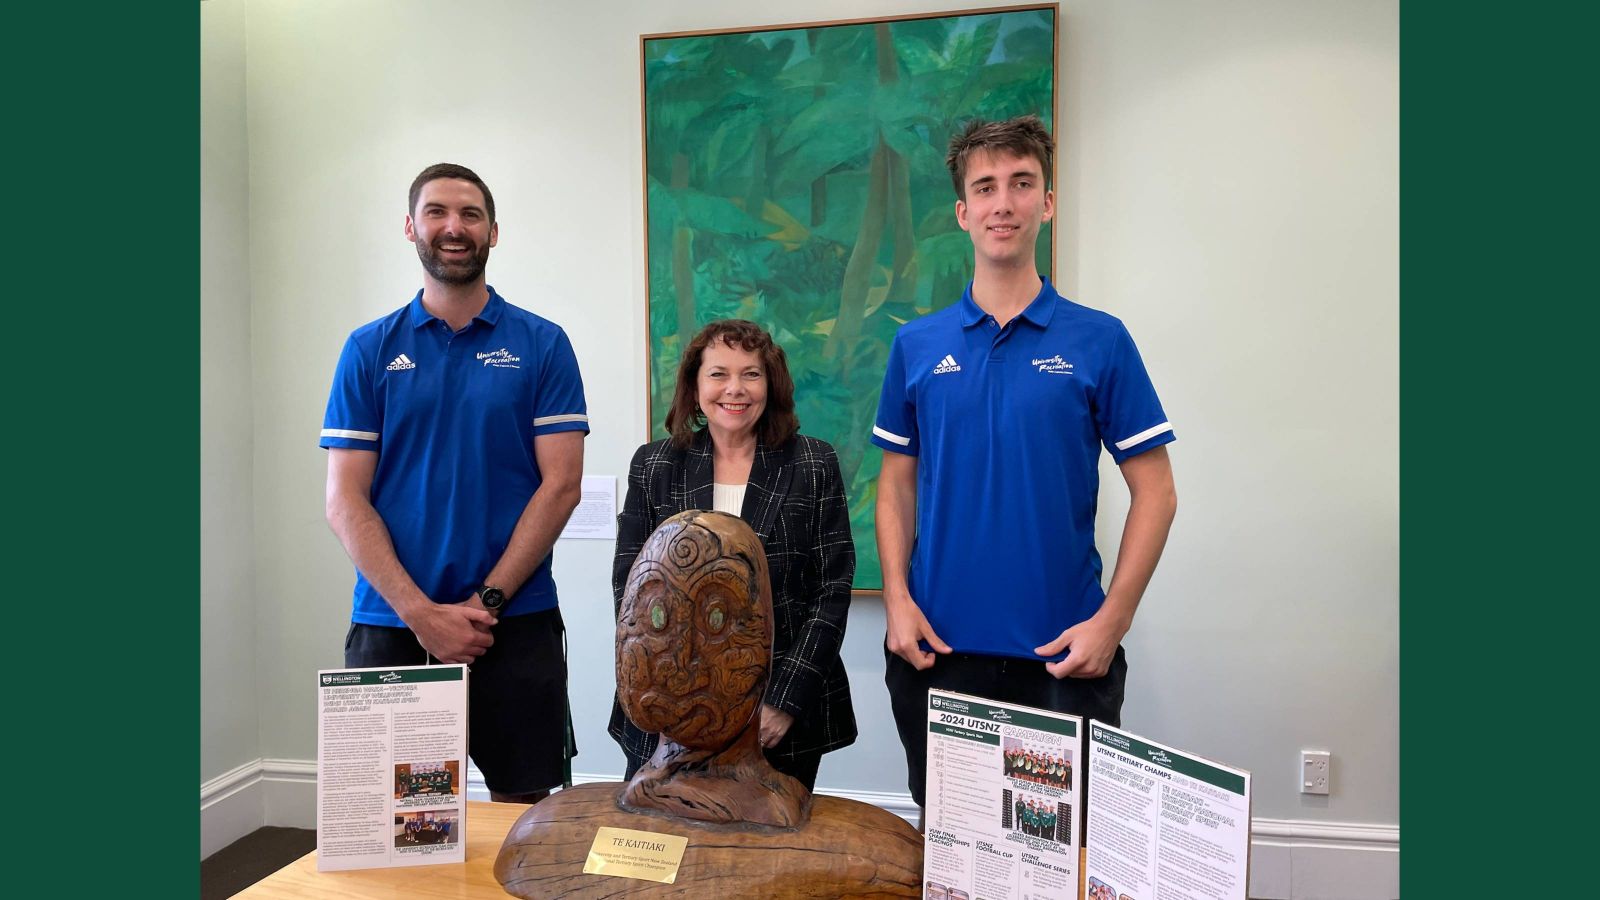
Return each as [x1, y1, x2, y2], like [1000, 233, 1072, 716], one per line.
[532, 413, 590, 436]
[871, 424, 917, 456]
[320, 428, 380, 450]
[1109, 422, 1175, 464]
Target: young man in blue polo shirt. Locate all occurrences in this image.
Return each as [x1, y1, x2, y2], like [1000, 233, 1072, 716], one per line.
[321, 163, 588, 804]
[872, 117, 1178, 820]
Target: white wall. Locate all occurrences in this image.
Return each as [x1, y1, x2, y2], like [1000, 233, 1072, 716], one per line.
[204, 0, 1397, 880]
[201, 0, 266, 856]
[1066, 0, 1400, 828]
[201, 0, 260, 790]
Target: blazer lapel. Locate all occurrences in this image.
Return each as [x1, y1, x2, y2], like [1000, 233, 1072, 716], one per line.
[741, 439, 793, 542]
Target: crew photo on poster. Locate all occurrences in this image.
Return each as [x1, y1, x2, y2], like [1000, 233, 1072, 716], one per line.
[1005, 791, 1072, 845]
[1002, 738, 1073, 790]
[394, 760, 460, 800]
[394, 809, 460, 848]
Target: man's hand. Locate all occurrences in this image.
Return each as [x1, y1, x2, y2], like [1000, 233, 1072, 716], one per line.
[1034, 611, 1128, 679]
[759, 704, 794, 749]
[885, 588, 952, 670]
[461, 592, 500, 623]
[407, 602, 496, 664]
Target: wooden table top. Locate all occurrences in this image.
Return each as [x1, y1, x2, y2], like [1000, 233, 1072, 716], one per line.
[232, 797, 1088, 899]
[232, 800, 529, 899]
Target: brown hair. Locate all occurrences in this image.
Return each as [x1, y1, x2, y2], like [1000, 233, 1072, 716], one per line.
[945, 115, 1054, 201]
[408, 162, 496, 223]
[666, 320, 799, 449]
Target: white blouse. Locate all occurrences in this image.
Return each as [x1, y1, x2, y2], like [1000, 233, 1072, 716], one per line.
[712, 482, 748, 516]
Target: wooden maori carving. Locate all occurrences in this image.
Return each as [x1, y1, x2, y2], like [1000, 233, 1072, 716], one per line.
[495, 507, 923, 896]
[615, 509, 810, 828]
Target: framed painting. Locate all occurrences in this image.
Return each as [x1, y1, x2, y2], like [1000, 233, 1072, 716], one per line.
[641, 4, 1059, 591]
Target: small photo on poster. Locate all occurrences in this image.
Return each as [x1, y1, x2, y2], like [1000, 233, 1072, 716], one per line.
[924, 879, 948, 899]
[394, 809, 460, 848]
[1087, 876, 1119, 900]
[394, 760, 460, 803]
[1005, 790, 1072, 846]
[1001, 738, 1073, 791]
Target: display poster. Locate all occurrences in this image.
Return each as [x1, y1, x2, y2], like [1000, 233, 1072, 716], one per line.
[1085, 722, 1251, 900]
[924, 689, 1082, 900]
[560, 475, 618, 540]
[316, 664, 468, 872]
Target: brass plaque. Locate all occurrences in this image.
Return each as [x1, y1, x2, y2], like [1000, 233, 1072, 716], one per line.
[583, 826, 688, 884]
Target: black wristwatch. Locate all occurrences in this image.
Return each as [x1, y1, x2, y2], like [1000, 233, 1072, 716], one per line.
[476, 585, 507, 616]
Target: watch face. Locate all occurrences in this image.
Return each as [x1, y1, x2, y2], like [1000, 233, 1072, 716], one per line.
[480, 588, 506, 611]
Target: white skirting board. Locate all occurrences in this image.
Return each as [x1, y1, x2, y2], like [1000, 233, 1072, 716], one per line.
[202, 759, 1398, 898]
[1246, 819, 1399, 900]
[200, 757, 318, 859]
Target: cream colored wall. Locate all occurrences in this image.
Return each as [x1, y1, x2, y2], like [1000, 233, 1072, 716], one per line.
[201, 0, 261, 784]
[205, 0, 1397, 826]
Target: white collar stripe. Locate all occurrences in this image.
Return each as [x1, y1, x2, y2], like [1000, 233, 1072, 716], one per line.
[1114, 422, 1173, 450]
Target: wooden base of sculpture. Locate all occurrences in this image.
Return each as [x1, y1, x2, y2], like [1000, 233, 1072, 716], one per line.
[495, 782, 923, 898]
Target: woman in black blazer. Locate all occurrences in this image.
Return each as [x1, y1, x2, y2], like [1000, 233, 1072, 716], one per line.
[610, 319, 856, 789]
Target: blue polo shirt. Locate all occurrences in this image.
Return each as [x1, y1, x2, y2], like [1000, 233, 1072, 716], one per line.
[320, 287, 589, 626]
[871, 278, 1174, 660]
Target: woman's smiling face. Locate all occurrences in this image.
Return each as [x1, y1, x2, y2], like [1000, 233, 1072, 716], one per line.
[697, 341, 767, 440]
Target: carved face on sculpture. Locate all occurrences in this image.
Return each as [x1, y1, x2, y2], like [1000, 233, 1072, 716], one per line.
[617, 510, 772, 749]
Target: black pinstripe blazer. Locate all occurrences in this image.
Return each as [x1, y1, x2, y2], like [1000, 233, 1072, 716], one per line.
[607, 430, 858, 766]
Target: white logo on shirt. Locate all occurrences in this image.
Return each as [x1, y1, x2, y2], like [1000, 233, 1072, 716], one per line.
[932, 354, 961, 375]
[1032, 355, 1074, 375]
[386, 354, 416, 371]
[477, 348, 521, 369]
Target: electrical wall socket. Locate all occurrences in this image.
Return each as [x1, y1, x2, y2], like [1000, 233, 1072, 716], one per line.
[1301, 750, 1331, 795]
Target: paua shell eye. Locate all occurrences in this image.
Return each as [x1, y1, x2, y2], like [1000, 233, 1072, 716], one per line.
[650, 603, 666, 630]
[707, 606, 725, 632]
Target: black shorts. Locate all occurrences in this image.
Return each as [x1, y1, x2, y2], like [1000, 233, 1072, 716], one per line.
[345, 607, 575, 795]
[885, 643, 1127, 807]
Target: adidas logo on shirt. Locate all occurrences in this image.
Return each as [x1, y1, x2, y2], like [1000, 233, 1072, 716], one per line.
[386, 354, 416, 371]
[932, 354, 961, 375]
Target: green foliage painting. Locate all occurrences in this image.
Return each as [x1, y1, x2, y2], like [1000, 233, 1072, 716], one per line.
[643, 6, 1057, 590]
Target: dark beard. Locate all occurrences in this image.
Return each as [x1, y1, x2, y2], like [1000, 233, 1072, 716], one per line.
[416, 240, 490, 285]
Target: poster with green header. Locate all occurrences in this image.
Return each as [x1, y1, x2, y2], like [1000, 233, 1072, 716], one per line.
[925, 689, 1082, 900]
[316, 664, 468, 872]
[1086, 722, 1252, 900]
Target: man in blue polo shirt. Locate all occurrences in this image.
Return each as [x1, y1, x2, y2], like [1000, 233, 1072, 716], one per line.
[872, 117, 1178, 819]
[321, 163, 588, 803]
